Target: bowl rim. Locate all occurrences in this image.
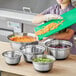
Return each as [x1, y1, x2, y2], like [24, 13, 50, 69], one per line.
[22, 45, 45, 54]
[2, 51, 22, 59]
[46, 40, 72, 49]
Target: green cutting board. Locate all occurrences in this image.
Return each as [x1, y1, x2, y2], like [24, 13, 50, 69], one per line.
[34, 8, 76, 40]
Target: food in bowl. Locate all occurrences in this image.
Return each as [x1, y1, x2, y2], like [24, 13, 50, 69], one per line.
[32, 55, 55, 72]
[33, 57, 54, 63]
[49, 44, 71, 48]
[9, 36, 37, 42]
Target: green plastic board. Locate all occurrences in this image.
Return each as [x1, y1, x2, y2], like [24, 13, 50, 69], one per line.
[34, 8, 76, 40]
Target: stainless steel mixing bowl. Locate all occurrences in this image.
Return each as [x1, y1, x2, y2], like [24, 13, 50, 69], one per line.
[21, 45, 45, 62]
[2, 51, 22, 65]
[7, 33, 38, 50]
[32, 55, 55, 72]
[46, 40, 72, 59]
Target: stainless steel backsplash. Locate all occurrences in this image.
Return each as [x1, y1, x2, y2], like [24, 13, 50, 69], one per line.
[0, 0, 56, 13]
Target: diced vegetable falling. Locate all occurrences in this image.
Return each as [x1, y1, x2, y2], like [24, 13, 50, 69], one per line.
[35, 20, 64, 36]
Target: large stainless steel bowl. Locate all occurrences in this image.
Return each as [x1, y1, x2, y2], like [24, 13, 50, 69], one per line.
[21, 45, 45, 62]
[2, 51, 22, 65]
[46, 40, 72, 59]
[32, 55, 55, 72]
[7, 33, 38, 50]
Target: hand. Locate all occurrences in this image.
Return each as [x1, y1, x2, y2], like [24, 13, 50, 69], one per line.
[44, 14, 63, 21]
[32, 14, 63, 24]
[32, 14, 45, 24]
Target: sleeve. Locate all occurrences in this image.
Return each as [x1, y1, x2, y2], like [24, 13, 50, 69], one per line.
[40, 5, 55, 15]
[40, 7, 51, 15]
[69, 24, 76, 32]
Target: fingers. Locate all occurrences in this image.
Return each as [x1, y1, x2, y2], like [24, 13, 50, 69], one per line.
[32, 14, 63, 24]
[56, 15, 63, 19]
[32, 14, 45, 24]
[52, 14, 63, 19]
[44, 14, 63, 21]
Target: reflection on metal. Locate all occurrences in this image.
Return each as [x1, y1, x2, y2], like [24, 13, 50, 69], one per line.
[73, 35, 76, 47]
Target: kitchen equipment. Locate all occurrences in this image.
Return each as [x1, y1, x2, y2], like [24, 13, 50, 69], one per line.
[34, 8, 76, 40]
[0, 8, 37, 42]
[0, 8, 36, 23]
[2, 51, 21, 65]
[45, 40, 72, 59]
[21, 45, 45, 62]
[7, 33, 38, 50]
[32, 55, 55, 72]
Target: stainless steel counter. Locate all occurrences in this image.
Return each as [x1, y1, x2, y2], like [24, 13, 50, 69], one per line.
[0, 8, 37, 24]
[0, 41, 76, 76]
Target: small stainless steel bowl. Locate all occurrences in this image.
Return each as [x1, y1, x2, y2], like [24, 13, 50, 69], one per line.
[2, 51, 22, 65]
[32, 55, 55, 72]
[22, 45, 45, 62]
[46, 40, 72, 59]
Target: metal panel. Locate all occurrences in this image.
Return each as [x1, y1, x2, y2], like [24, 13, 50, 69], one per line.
[0, 29, 13, 42]
[0, 0, 56, 13]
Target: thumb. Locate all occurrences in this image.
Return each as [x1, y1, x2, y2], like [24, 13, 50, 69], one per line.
[56, 15, 63, 19]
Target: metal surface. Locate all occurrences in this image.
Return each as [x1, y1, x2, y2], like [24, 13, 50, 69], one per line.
[22, 45, 45, 62]
[0, 8, 36, 23]
[32, 55, 55, 72]
[2, 51, 21, 65]
[46, 40, 72, 59]
[73, 35, 76, 46]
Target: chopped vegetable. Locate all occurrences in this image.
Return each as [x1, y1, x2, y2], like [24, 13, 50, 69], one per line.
[33, 57, 53, 63]
[10, 36, 37, 42]
[35, 20, 64, 36]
